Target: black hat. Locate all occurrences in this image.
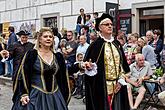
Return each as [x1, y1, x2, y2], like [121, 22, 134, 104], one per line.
[95, 13, 113, 31]
[16, 30, 30, 36]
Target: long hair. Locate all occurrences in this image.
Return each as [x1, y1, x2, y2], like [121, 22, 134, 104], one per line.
[34, 27, 56, 53]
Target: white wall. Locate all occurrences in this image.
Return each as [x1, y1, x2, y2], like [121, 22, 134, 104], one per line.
[6, 0, 16, 10]
[0, 1, 5, 11]
[0, 0, 163, 31]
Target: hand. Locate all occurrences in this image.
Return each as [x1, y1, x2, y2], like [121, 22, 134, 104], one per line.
[133, 82, 139, 87]
[137, 78, 143, 85]
[114, 83, 121, 93]
[20, 95, 30, 105]
[84, 59, 92, 70]
[0, 50, 9, 58]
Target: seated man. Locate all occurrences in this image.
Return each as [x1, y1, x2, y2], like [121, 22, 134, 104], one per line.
[125, 54, 153, 109]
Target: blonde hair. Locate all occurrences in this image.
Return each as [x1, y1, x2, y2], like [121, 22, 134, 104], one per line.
[34, 27, 55, 53]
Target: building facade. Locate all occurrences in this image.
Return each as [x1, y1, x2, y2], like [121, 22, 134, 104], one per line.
[0, 0, 164, 36]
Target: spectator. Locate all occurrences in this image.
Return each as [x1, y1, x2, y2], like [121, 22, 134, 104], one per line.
[146, 30, 154, 45]
[51, 27, 62, 40]
[126, 54, 153, 109]
[73, 53, 85, 99]
[5, 26, 18, 77]
[81, 25, 90, 44]
[137, 37, 158, 68]
[51, 27, 60, 51]
[8, 26, 18, 47]
[76, 8, 86, 36]
[62, 31, 78, 68]
[76, 35, 89, 56]
[116, 31, 127, 51]
[58, 39, 67, 53]
[92, 12, 99, 25]
[89, 31, 98, 43]
[61, 28, 67, 40]
[124, 34, 138, 65]
[151, 29, 163, 68]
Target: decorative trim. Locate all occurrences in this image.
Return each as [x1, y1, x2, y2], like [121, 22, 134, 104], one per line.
[38, 55, 46, 91]
[13, 52, 27, 93]
[66, 69, 71, 104]
[32, 84, 58, 94]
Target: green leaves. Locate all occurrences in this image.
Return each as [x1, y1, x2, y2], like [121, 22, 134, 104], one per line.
[154, 67, 163, 77]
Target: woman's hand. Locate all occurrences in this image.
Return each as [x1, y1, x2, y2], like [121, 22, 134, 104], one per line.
[20, 95, 30, 105]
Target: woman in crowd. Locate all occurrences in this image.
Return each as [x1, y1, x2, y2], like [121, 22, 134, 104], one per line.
[137, 37, 158, 68]
[12, 27, 70, 110]
[151, 29, 163, 67]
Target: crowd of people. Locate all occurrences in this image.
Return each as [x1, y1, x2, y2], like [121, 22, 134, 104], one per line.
[0, 8, 164, 110]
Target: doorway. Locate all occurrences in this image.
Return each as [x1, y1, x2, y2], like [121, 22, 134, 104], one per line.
[140, 18, 164, 40]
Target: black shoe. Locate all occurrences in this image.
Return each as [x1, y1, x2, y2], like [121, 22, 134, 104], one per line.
[3, 74, 11, 77]
[75, 95, 83, 99]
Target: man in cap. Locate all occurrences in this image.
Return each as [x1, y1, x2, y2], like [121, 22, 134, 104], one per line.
[0, 30, 34, 79]
[84, 13, 130, 110]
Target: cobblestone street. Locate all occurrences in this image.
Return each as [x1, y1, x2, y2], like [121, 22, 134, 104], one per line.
[0, 79, 85, 110]
[0, 81, 12, 110]
[0, 77, 165, 110]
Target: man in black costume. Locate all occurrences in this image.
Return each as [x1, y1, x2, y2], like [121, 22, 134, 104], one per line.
[0, 30, 34, 79]
[84, 13, 130, 110]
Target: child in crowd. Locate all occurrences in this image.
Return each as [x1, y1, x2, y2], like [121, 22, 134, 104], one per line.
[73, 53, 85, 99]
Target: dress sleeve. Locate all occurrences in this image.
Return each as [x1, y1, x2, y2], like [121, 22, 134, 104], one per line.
[55, 52, 71, 104]
[12, 50, 34, 102]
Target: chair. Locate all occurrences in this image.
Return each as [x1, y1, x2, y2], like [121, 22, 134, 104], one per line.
[142, 80, 162, 109]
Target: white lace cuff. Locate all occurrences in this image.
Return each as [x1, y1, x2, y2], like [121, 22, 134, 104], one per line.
[118, 78, 127, 85]
[85, 63, 97, 76]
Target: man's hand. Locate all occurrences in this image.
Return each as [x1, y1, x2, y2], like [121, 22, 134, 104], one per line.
[84, 59, 92, 70]
[137, 78, 143, 86]
[114, 83, 121, 93]
[133, 82, 139, 87]
[0, 50, 9, 58]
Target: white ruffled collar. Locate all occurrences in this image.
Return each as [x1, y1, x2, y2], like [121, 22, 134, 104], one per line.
[99, 34, 114, 43]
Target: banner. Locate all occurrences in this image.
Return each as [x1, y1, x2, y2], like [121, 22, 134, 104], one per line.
[3, 22, 10, 36]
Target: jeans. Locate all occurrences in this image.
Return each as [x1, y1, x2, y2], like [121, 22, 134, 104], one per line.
[6, 59, 13, 76]
[76, 24, 82, 35]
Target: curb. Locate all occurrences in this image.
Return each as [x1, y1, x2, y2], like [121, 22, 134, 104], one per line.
[0, 76, 12, 86]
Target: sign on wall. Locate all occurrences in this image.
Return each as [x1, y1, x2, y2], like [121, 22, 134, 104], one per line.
[119, 9, 132, 35]
[3, 22, 10, 34]
[43, 16, 58, 28]
[10, 20, 37, 37]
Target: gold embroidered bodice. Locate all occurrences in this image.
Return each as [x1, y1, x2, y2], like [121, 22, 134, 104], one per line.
[104, 42, 124, 95]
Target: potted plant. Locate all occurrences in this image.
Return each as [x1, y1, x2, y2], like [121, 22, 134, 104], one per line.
[153, 67, 163, 80]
